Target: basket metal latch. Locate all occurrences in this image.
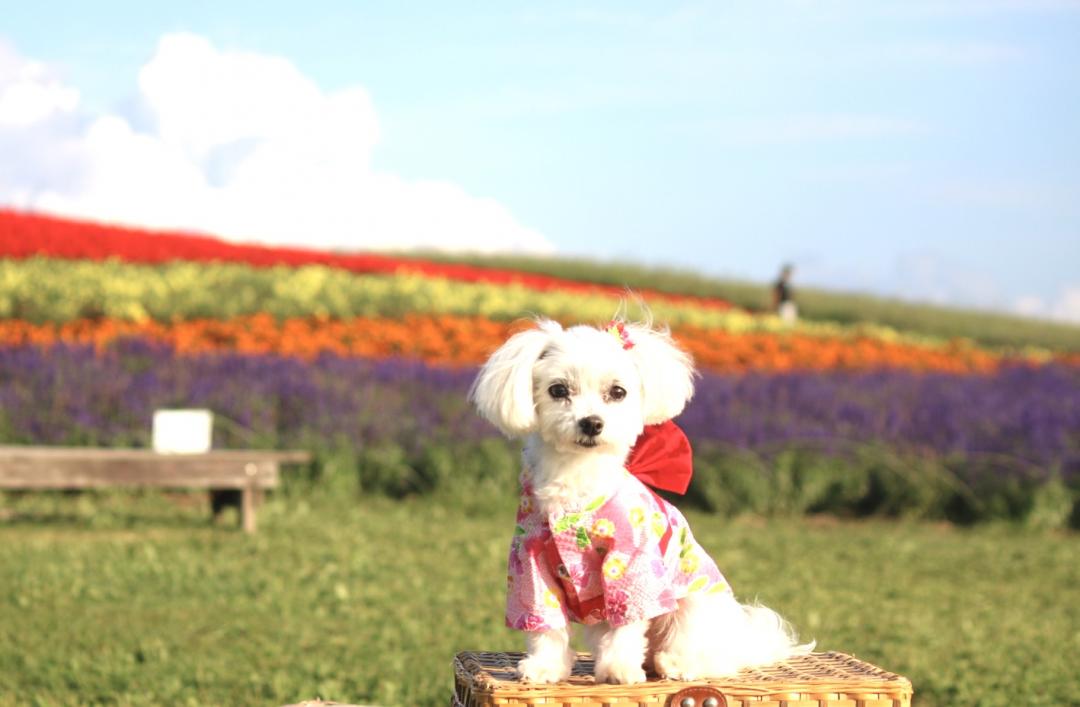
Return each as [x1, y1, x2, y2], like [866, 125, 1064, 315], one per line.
[668, 686, 727, 707]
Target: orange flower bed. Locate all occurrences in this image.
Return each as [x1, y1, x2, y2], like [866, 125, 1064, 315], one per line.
[676, 326, 1001, 374]
[0, 315, 1043, 374]
[0, 314, 521, 366]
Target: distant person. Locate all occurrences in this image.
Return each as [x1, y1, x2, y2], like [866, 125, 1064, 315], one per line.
[772, 264, 797, 323]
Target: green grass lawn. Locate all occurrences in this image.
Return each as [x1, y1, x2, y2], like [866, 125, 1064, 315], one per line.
[1, 489, 1077, 706]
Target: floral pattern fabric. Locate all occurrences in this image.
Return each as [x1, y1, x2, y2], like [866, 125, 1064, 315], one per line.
[506, 468, 731, 631]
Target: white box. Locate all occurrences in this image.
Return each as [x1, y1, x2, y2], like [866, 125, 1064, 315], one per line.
[152, 409, 214, 454]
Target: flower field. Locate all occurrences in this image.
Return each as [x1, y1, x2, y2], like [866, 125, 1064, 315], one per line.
[2, 209, 1079, 525]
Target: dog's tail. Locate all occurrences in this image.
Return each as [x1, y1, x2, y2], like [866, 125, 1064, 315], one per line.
[650, 593, 814, 679]
[648, 595, 812, 682]
[740, 600, 816, 663]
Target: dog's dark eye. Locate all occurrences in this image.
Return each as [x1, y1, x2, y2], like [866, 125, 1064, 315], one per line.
[548, 383, 570, 400]
[608, 385, 627, 402]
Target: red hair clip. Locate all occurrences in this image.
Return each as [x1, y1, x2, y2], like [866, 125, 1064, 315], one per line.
[604, 321, 634, 350]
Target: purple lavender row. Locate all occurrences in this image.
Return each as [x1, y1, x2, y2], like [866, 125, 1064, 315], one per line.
[2, 340, 1077, 480]
[678, 365, 1080, 481]
[0, 340, 492, 454]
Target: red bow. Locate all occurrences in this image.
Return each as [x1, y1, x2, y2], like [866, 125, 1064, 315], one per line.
[625, 420, 693, 495]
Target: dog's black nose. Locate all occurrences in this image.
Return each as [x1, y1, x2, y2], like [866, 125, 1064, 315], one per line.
[578, 415, 604, 437]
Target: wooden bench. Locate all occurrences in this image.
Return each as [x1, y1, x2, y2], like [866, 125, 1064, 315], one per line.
[0, 446, 312, 533]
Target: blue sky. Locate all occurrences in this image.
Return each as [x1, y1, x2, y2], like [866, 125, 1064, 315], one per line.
[1, 1, 1078, 321]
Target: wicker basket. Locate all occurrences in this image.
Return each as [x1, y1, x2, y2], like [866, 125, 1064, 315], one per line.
[452, 651, 912, 707]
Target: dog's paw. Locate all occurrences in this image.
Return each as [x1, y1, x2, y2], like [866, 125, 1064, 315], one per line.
[516, 654, 572, 683]
[595, 660, 647, 685]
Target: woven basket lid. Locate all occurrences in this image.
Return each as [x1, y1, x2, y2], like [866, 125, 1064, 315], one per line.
[454, 651, 913, 704]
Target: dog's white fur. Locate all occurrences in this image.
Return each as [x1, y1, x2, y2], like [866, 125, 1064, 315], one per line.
[470, 319, 812, 684]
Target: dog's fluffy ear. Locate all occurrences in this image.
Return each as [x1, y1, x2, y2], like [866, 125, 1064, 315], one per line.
[624, 323, 696, 424]
[469, 320, 560, 436]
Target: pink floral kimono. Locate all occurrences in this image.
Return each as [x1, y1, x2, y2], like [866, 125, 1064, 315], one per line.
[506, 423, 731, 631]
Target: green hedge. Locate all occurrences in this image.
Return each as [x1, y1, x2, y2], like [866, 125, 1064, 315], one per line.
[294, 438, 1080, 530]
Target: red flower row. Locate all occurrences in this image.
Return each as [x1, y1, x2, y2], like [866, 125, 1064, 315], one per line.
[0, 209, 734, 312]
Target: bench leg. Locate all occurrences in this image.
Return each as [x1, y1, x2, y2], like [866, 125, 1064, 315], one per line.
[210, 489, 241, 518]
[241, 484, 256, 534]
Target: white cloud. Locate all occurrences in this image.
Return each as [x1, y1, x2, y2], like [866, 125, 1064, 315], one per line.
[888, 251, 1005, 309]
[1014, 287, 1080, 324]
[0, 42, 79, 126]
[0, 33, 553, 253]
[1013, 294, 1047, 318]
[880, 251, 1080, 324]
[1054, 288, 1080, 323]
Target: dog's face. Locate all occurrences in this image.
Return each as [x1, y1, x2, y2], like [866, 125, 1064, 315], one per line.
[470, 320, 696, 457]
[530, 326, 646, 454]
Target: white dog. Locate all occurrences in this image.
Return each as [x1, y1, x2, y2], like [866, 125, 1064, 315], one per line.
[470, 318, 811, 685]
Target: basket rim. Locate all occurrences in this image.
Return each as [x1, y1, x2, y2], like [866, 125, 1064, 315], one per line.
[453, 650, 913, 700]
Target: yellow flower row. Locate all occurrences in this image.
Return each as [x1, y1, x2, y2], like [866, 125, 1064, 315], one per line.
[0, 256, 1050, 357]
